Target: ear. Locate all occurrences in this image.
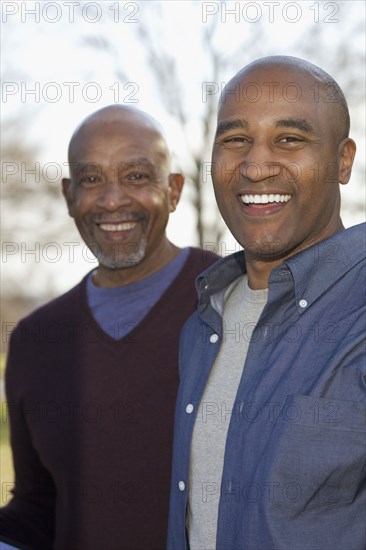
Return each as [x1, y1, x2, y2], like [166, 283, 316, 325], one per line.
[168, 173, 184, 213]
[61, 178, 75, 218]
[338, 138, 356, 185]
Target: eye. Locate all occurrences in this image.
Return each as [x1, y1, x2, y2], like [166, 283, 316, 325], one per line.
[130, 172, 146, 179]
[80, 175, 101, 186]
[278, 136, 304, 143]
[222, 135, 251, 148]
[225, 136, 249, 143]
[126, 172, 150, 183]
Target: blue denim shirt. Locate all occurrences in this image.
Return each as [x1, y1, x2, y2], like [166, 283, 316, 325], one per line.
[167, 223, 366, 550]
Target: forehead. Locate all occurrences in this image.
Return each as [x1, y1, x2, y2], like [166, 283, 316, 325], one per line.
[218, 64, 332, 126]
[69, 119, 169, 165]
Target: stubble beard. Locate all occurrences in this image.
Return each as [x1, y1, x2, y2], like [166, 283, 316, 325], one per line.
[83, 222, 149, 270]
[84, 212, 149, 270]
[96, 233, 148, 269]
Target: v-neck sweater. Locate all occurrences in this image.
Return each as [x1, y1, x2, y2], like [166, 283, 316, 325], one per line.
[1, 247, 219, 550]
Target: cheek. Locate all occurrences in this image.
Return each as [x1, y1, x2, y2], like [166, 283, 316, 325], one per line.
[73, 191, 97, 212]
[212, 177, 235, 210]
[149, 192, 167, 206]
[300, 168, 334, 205]
[213, 189, 238, 231]
[140, 190, 171, 224]
[213, 155, 239, 185]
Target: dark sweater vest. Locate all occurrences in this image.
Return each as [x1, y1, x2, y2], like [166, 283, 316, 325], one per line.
[0, 248, 218, 550]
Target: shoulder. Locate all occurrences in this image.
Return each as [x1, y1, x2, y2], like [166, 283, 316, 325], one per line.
[185, 247, 220, 272]
[331, 223, 366, 276]
[342, 222, 366, 254]
[6, 276, 91, 388]
[13, 275, 89, 333]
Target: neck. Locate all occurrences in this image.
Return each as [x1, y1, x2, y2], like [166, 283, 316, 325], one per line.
[245, 220, 345, 290]
[245, 259, 277, 290]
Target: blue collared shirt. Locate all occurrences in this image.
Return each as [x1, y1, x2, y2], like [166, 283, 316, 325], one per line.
[168, 223, 366, 550]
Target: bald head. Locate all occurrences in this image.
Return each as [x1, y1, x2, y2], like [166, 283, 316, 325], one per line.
[220, 55, 350, 144]
[68, 105, 171, 168]
[62, 105, 185, 282]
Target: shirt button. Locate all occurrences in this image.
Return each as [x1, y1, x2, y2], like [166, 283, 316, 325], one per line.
[299, 299, 308, 308]
[210, 334, 219, 343]
[186, 404, 194, 414]
[178, 481, 185, 491]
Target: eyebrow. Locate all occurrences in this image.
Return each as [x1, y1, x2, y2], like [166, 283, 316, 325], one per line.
[215, 117, 315, 138]
[215, 119, 248, 138]
[73, 157, 155, 173]
[274, 119, 314, 133]
[73, 162, 102, 175]
[117, 157, 155, 169]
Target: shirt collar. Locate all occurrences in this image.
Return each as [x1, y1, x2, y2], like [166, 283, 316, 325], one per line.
[284, 223, 366, 314]
[197, 223, 366, 315]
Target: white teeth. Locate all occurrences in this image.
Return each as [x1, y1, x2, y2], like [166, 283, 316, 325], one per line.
[99, 222, 137, 231]
[241, 194, 291, 205]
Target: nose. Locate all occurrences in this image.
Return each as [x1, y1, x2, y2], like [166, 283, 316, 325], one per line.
[96, 181, 133, 211]
[240, 142, 281, 183]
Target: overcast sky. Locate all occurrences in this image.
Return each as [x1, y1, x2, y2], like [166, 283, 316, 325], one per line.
[1, 0, 365, 296]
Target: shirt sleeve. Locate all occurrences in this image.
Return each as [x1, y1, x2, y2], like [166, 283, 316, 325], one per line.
[0, 325, 55, 549]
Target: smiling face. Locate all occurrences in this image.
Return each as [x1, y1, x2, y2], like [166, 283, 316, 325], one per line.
[211, 62, 355, 283]
[62, 108, 183, 286]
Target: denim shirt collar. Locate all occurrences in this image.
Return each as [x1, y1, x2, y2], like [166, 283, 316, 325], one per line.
[196, 223, 366, 318]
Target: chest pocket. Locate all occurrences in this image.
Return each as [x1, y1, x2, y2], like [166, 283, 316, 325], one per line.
[256, 394, 366, 514]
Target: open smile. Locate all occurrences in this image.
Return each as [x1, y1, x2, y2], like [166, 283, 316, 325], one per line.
[98, 222, 138, 232]
[240, 194, 292, 205]
[94, 219, 143, 241]
[238, 193, 292, 217]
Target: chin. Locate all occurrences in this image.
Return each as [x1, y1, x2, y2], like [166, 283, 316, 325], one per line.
[99, 250, 146, 270]
[92, 236, 148, 270]
[241, 238, 287, 262]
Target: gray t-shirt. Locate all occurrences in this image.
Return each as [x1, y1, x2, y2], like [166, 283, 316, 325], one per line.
[187, 274, 268, 549]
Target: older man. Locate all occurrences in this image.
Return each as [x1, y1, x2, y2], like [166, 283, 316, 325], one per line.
[168, 56, 365, 549]
[0, 106, 218, 549]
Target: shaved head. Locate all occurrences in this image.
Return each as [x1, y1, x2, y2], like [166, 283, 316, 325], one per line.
[62, 104, 184, 285]
[220, 55, 350, 144]
[212, 54, 356, 287]
[68, 105, 172, 169]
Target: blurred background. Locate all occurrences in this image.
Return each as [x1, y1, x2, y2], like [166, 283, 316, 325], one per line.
[1, 0, 365, 502]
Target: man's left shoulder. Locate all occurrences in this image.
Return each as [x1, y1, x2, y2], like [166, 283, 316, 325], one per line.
[308, 223, 366, 270]
[337, 222, 366, 251]
[185, 247, 220, 273]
